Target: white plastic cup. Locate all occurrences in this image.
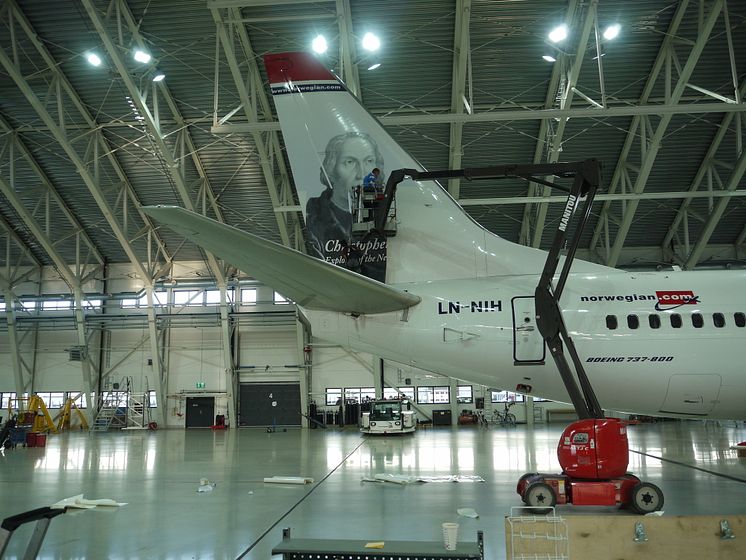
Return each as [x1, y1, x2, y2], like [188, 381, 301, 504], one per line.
[442, 522, 459, 551]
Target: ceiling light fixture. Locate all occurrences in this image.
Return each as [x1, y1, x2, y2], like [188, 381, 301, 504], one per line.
[542, 55, 556, 62]
[86, 53, 102, 67]
[367, 63, 381, 70]
[362, 32, 381, 52]
[312, 35, 327, 54]
[548, 24, 568, 43]
[152, 69, 166, 82]
[603, 24, 621, 40]
[133, 49, 151, 64]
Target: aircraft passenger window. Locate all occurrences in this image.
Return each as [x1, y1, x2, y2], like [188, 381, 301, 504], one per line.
[713, 313, 725, 328]
[691, 313, 704, 328]
[648, 314, 661, 329]
[735, 312, 746, 328]
[605, 315, 617, 330]
[670, 314, 682, 328]
[627, 315, 639, 329]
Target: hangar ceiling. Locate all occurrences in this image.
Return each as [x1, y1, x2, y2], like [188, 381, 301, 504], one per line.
[1, 0, 746, 290]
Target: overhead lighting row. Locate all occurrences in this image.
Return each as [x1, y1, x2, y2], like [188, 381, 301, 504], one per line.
[86, 48, 165, 82]
[312, 32, 382, 70]
[543, 22, 621, 63]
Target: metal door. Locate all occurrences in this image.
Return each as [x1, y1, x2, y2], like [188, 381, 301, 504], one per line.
[239, 383, 301, 427]
[511, 296, 545, 364]
[660, 374, 721, 416]
[185, 397, 215, 428]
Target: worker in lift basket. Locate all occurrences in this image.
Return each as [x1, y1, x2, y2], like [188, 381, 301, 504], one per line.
[363, 167, 384, 196]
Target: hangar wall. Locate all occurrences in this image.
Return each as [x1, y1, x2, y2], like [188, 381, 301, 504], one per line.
[0, 262, 571, 428]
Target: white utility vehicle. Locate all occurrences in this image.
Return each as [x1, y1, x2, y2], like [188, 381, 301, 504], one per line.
[360, 400, 416, 435]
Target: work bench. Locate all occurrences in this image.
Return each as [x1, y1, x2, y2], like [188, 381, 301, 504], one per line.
[272, 528, 483, 559]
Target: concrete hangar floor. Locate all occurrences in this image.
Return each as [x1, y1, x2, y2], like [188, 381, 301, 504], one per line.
[1, 421, 745, 559]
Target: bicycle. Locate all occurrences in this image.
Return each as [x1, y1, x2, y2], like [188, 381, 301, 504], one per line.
[492, 402, 517, 427]
[475, 409, 490, 429]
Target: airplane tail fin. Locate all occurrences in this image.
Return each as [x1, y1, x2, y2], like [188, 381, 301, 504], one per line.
[264, 52, 550, 282]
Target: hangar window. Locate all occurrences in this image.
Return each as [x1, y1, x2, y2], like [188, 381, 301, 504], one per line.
[648, 314, 661, 329]
[713, 313, 725, 328]
[0, 392, 16, 409]
[735, 312, 746, 327]
[34, 392, 65, 408]
[0, 301, 4, 311]
[605, 315, 617, 329]
[457, 385, 473, 404]
[691, 313, 704, 328]
[173, 290, 202, 306]
[417, 386, 450, 404]
[205, 289, 233, 305]
[274, 292, 290, 305]
[491, 390, 525, 403]
[325, 388, 342, 406]
[42, 300, 71, 310]
[383, 387, 415, 400]
[122, 293, 149, 308]
[240, 288, 257, 304]
[627, 315, 639, 329]
[73, 393, 96, 409]
[147, 390, 158, 408]
[344, 387, 375, 403]
[670, 314, 682, 328]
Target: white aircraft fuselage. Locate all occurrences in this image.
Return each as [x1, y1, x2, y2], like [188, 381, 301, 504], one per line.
[307, 270, 746, 419]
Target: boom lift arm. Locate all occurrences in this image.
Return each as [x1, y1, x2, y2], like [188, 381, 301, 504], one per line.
[379, 159, 604, 419]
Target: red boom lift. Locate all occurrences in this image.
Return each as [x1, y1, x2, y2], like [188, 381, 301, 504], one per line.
[512, 160, 664, 514]
[378, 160, 663, 514]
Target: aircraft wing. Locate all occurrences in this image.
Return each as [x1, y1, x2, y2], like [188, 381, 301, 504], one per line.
[142, 206, 421, 315]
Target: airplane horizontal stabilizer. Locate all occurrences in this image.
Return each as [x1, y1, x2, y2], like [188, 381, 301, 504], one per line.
[142, 206, 421, 315]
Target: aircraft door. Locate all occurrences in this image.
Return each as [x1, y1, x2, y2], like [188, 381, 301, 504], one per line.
[511, 296, 545, 364]
[660, 374, 721, 416]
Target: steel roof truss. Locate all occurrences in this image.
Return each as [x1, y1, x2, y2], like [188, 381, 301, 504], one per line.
[210, 6, 304, 250]
[0, 0, 171, 281]
[528, 0, 599, 249]
[661, 80, 746, 254]
[82, 0, 227, 285]
[446, 0, 471, 199]
[601, 1, 724, 267]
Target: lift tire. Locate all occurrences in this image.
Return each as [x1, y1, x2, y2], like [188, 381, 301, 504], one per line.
[518, 474, 538, 504]
[524, 482, 556, 514]
[630, 482, 664, 514]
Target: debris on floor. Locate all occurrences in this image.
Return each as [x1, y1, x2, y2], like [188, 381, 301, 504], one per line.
[198, 477, 216, 492]
[457, 508, 479, 518]
[362, 474, 485, 484]
[263, 476, 314, 485]
[51, 494, 127, 509]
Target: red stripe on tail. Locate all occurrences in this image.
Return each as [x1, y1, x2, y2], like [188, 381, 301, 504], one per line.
[263, 52, 336, 85]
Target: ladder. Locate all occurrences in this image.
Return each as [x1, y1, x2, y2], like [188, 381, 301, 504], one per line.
[91, 389, 128, 432]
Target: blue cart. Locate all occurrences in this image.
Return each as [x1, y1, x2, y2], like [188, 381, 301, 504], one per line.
[9, 427, 28, 448]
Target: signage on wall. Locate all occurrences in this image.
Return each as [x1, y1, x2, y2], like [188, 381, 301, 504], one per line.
[196, 382, 206, 389]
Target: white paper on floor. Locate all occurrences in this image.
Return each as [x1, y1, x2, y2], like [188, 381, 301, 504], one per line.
[362, 474, 485, 484]
[51, 494, 127, 510]
[263, 476, 314, 485]
[457, 508, 479, 518]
